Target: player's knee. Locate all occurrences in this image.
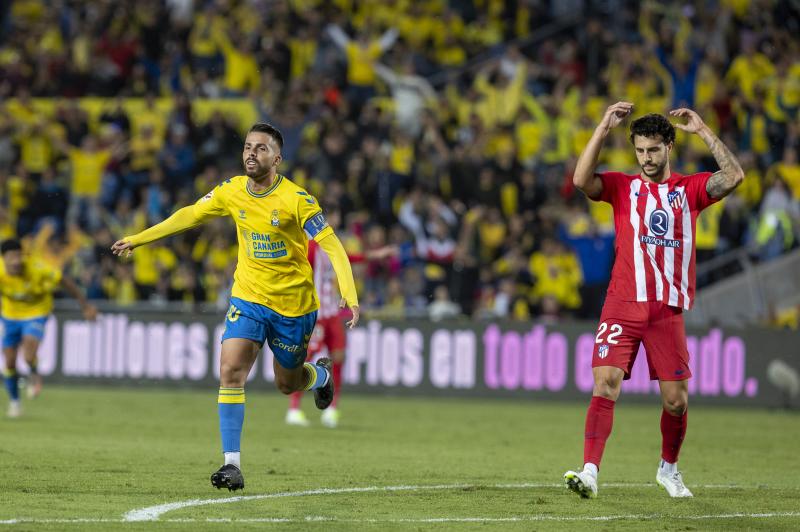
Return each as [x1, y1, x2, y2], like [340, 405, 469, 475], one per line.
[592, 384, 619, 400]
[592, 374, 622, 400]
[663, 396, 687, 416]
[331, 349, 345, 364]
[219, 362, 246, 387]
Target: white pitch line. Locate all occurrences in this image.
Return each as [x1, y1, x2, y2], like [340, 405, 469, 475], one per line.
[0, 519, 120, 525]
[164, 512, 800, 523]
[3, 512, 800, 525]
[123, 482, 796, 522]
[123, 484, 471, 521]
[3, 483, 797, 526]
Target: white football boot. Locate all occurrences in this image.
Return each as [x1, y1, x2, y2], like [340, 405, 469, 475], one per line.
[7, 400, 21, 418]
[564, 469, 598, 499]
[656, 466, 694, 497]
[320, 407, 339, 428]
[285, 409, 310, 427]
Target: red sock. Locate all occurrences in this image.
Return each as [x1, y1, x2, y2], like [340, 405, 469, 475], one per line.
[660, 409, 687, 463]
[331, 361, 342, 408]
[584, 396, 616, 468]
[289, 391, 302, 409]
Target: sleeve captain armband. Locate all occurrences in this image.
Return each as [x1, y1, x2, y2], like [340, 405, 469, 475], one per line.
[304, 212, 329, 238]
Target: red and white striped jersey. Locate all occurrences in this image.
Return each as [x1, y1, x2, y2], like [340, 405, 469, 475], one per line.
[595, 171, 718, 310]
[307, 240, 340, 319]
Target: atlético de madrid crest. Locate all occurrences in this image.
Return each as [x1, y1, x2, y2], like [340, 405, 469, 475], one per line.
[668, 191, 684, 210]
[598, 344, 609, 359]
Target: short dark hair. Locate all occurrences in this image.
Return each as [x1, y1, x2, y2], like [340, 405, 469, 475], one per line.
[248, 123, 284, 150]
[1, 239, 22, 254]
[629, 113, 675, 145]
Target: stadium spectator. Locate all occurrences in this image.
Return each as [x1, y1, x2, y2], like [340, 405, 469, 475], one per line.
[428, 285, 462, 321]
[326, 23, 399, 111]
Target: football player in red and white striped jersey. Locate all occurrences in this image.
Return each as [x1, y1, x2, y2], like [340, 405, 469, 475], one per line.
[285, 234, 350, 428]
[285, 211, 398, 428]
[564, 103, 744, 499]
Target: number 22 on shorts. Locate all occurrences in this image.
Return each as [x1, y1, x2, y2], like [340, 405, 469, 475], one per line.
[595, 322, 623, 344]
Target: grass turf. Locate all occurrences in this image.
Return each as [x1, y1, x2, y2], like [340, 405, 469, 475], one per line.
[1, 385, 798, 530]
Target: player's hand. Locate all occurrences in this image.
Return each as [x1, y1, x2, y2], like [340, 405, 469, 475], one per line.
[82, 304, 98, 321]
[341, 298, 360, 329]
[111, 239, 135, 258]
[669, 108, 707, 134]
[600, 101, 634, 131]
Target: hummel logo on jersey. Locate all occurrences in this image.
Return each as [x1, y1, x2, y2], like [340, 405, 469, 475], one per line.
[668, 191, 684, 209]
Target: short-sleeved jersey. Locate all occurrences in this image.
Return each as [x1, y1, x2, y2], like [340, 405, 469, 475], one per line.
[594, 171, 718, 310]
[307, 240, 339, 320]
[193, 174, 333, 317]
[0, 259, 62, 320]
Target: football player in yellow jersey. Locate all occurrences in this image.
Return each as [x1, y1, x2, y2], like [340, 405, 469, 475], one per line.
[1, 239, 96, 418]
[111, 123, 359, 491]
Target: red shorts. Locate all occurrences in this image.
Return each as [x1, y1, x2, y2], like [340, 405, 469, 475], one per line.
[591, 296, 691, 381]
[307, 315, 347, 356]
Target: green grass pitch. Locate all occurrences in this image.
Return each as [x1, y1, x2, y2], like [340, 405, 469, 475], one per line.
[1, 386, 799, 530]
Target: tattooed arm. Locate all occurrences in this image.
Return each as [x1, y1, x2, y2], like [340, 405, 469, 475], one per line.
[670, 108, 745, 199]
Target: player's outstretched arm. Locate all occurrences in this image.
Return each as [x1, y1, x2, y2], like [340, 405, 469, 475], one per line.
[670, 108, 745, 199]
[574, 101, 634, 200]
[111, 205, 205, 257]
[316, 232, 360, 329]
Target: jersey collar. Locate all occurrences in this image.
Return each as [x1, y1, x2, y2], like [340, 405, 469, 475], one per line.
[246, 174, 283, 198]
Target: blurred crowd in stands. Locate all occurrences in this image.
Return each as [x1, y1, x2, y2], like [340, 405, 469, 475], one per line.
[0, 0, 798, 322]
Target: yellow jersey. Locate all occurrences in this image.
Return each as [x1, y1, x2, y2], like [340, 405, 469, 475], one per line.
[69, 148, 112, 197]
[188, 174, 333, 316]
[0, 258, 62, 320]
[345, 42, 382, 86]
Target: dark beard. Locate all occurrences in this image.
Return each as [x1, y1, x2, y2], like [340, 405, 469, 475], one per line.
[642, 162, 665, 178]
[245, 161, 268, 179]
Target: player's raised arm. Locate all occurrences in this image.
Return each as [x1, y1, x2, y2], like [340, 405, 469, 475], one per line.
[669, 108, 745, 199]
[574, 101, 634, 200]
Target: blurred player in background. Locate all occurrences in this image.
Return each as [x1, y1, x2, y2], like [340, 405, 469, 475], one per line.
[564, 103, 744, 499]
[286, 210, 398, 428]
[286, 233, 348, 429]
[1, 238, 96, 418]
[285, 319, 332, 427]
[111, 123, 359, 491]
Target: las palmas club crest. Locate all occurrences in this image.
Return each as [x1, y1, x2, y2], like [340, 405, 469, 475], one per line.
[271, 209, 280, 227]
[668, 190, 684, 210]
